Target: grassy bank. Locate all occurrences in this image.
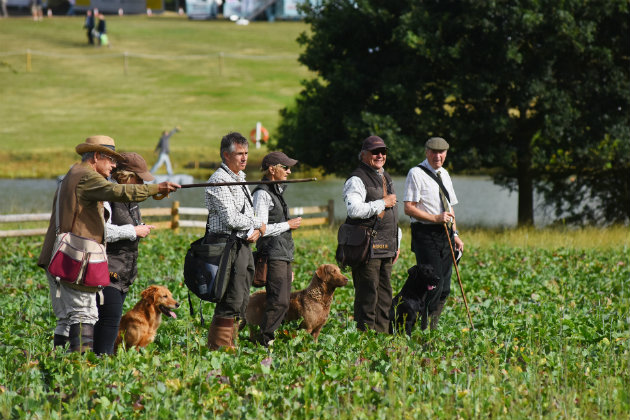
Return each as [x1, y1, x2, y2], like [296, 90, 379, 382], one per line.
[0, 15, 310, 178]
[1, 227, 628, 419]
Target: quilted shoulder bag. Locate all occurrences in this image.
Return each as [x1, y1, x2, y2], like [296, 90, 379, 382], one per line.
[47, 183, 110, 291]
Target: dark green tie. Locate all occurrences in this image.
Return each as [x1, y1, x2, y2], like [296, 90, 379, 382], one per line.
[436, 171, 452, 228]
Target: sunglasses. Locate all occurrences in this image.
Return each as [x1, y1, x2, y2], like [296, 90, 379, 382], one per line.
[101, 153, 117, 164]
[370, 149, 387, 156]
[275, 164, 289, 170]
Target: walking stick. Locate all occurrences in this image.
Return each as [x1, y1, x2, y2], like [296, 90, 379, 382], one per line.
[444, 223, 474, 330]
[179, 178, 317, 189]
[153, 178, 317, 200]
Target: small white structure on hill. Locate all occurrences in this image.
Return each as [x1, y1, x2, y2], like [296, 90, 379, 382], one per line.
[74, 0, 164, 14]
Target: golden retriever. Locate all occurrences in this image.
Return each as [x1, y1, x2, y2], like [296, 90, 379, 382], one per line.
[243, 264, 348, 340]
[114, 285, 179, 350]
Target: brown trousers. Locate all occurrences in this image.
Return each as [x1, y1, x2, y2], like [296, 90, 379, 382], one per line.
[261, 260, 292, 343]
[352, 257, 393, 333]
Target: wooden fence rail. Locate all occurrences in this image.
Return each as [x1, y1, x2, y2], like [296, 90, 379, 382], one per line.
[0, 200, 335, 238]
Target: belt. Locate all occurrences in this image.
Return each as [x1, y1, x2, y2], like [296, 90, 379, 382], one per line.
[411, 222, 449, 233]
[205, 232, 251, 246]
[205, 233, 231, 241]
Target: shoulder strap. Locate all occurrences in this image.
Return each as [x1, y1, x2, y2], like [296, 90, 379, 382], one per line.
[417, 165, 450, 202]
[55, 182, 62, 234]
[219, 166, 253, 208]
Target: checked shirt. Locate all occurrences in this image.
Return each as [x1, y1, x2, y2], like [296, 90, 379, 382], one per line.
[204, 163, 262, 239]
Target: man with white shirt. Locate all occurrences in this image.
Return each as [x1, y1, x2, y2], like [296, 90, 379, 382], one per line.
[342, 136, 400, 333]
[404, 137, 464, 330]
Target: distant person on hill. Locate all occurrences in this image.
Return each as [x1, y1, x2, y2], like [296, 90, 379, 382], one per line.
[84, 10, 95, 45]
[1, 0, 9, 18]
[96, 13, 109, 47]
[31, 0, 43, 21]
[150, 127, 180, 175]
[66, 0, 75, 16]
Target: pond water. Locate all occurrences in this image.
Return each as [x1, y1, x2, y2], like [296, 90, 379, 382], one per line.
[0, 176, 554, 228]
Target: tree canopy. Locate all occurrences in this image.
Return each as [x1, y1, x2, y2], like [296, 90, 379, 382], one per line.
[275, 0, 629, 226]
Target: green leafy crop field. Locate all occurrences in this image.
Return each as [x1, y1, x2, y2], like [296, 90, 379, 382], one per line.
[1, 227, 628, 419]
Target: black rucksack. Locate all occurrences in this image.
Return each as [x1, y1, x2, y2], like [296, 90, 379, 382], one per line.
[183, 232, 237, 324]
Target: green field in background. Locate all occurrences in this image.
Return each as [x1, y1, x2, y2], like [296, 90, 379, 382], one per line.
[0, 14, 311, 178]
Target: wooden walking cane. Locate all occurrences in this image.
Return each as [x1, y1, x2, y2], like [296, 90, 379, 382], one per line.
[444, 223, 474, 330]
[153, 178, 317, 200]
[179, 178, 317, 189]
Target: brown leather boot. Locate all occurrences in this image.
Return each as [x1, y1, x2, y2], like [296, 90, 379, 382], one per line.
[429, 300, 446, 330]
[68, 323, 94, 353]
[207, 316, 236, 351]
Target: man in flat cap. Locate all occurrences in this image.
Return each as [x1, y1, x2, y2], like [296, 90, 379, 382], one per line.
[342, 135, 400, 333]
[403, 137, 464, 331]
[38, 136, 180, 353]
[252, 151, 302, 346]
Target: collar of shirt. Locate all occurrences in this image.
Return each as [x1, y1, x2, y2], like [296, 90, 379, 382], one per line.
[220, 163, 246, 182]
[420, 159, 438, 175]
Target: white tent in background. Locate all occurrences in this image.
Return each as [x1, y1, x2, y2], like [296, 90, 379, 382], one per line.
[74, 0, 165, 14]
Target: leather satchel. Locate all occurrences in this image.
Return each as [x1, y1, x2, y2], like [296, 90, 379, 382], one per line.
[48, 232, 110, 290]
[335, 223, 375, 269]
[252, 251, 268, 287]
[48, 181, 109, 291]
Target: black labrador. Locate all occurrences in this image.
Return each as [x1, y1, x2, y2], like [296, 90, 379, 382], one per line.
[389, 264, 440, 336]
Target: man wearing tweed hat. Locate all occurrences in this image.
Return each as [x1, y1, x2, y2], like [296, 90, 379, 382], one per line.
[403, 137, 464, 331]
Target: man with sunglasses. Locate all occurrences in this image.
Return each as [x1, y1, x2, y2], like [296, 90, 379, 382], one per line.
[403, 137, 464, 331]
[342, 136, 400, 333]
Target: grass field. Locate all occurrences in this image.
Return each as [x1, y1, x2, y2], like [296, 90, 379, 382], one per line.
[0, 14, 311, 178]
[0, 227, 628, 419]
[1, 13, 629, 420]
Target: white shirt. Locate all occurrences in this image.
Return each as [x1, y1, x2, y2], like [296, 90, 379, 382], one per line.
[342, 175, 387, 220]
[252, 187, 291, 237]
[103, 201, 137, 243]
[404, 159, 458, 224]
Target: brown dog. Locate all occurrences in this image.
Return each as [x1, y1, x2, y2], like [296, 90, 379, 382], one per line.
[243, 264, 348, 340]
[114, 285, 180, 350]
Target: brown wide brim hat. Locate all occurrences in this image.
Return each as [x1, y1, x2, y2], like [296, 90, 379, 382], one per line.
[117, 152, 155, 182]
[75, 135, 124, 161]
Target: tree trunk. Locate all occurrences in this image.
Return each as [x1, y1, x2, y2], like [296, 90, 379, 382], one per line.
[516, 133, 534, 227]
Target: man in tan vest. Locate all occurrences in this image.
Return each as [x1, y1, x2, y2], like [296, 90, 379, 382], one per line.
[38, 135, 180, 353]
